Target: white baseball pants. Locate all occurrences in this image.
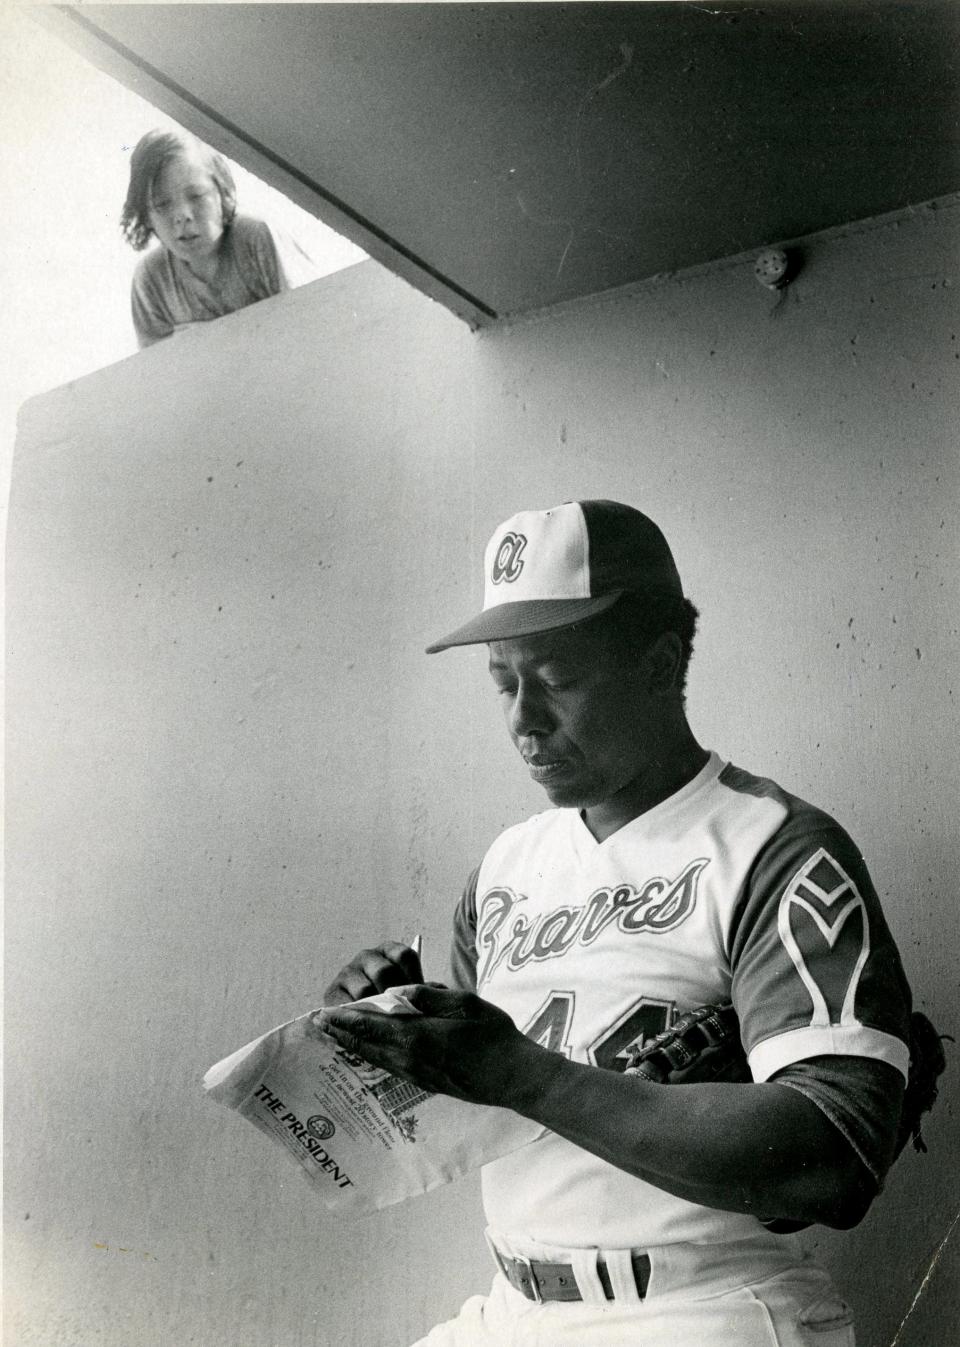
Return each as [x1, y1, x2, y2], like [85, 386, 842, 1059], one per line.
[408, 1235, 855, 1347]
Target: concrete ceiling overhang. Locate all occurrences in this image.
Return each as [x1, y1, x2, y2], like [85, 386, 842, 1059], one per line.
[42, 2, 960, 326]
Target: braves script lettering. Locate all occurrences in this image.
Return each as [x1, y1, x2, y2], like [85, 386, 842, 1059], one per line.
[476, 858, 708, 988]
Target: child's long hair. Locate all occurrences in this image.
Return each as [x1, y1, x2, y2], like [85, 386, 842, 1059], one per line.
[121, 129, 238, 251]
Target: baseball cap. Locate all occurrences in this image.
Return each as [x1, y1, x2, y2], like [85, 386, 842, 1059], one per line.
[425, 500, 683, 653]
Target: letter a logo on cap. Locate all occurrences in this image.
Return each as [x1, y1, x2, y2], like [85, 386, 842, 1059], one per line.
[492, 531, 527, 585]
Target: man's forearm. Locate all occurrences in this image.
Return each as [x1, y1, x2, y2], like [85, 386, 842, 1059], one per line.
[505, 1040, 872, 1228]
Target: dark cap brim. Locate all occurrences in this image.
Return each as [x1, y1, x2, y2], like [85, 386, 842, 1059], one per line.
[425, 593, 624, 654]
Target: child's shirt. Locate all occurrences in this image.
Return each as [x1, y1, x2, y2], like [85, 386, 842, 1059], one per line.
[131, 214, 319, 348]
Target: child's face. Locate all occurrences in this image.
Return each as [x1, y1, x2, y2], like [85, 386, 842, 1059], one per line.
[148, 149, 226, 268]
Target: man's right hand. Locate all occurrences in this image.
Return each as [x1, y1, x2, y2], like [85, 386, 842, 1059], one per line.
[322, 941, 425, 1006]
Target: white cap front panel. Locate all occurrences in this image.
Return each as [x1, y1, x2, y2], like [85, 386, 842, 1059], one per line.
[482, 503, 590, 609]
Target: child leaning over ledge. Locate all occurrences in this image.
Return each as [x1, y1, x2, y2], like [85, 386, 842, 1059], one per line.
[122, 129, 319, 349]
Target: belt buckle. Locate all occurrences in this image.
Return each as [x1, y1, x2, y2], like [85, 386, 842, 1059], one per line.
[512, 1254, 543, 1303]
[487, 1238, 544, 1304]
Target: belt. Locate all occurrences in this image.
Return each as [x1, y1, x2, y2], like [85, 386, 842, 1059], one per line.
[492, 1247, 651, 1303]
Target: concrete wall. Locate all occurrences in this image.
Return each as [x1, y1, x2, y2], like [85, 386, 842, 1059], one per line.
[6, 202, 958, 1347]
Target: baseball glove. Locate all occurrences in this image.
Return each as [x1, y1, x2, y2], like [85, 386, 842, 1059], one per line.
[623, 1003, 753, 1085]
[624, 1003, 948, 1158]
[896, 1010, 950, 1157]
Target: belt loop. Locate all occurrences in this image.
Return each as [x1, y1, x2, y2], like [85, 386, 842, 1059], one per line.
[604, 1248, 643, 1304]
[570, 1248, 608, 1305]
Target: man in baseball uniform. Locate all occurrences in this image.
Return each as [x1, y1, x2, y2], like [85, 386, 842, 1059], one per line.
[320, 500, 912, 1346]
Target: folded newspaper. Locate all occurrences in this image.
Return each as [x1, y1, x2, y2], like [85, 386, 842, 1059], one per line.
[202, 988, 546, 1212]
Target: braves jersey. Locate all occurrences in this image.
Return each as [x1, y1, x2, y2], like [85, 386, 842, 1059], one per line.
[451, 752, 911, 1249]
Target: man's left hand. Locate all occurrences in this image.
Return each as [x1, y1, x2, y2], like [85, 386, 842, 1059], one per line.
[316, 986, 545, 1109]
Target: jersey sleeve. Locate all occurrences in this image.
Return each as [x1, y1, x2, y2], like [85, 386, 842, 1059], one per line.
[449, 866, 480, 991]
[233, 216, 320, 296]
[130, 254, 175, 348]
[771, 1054, 905, 1188]
[728, 813, 912, 1082]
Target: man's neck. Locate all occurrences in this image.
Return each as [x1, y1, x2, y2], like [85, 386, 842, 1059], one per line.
[582, 739, 711, 843]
